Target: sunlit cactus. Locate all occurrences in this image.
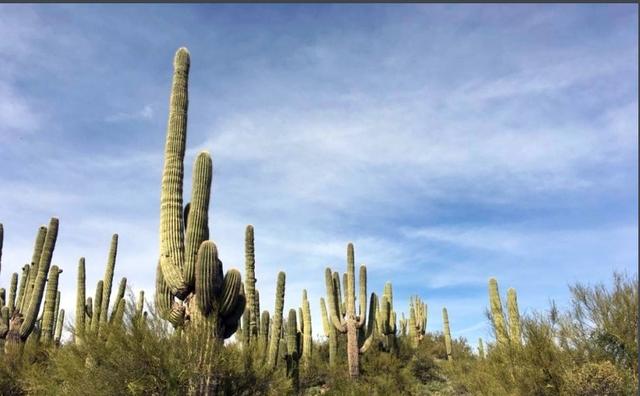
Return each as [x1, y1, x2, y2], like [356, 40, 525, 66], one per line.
[442, 307, 453, 361]
[301, 289, 312, 366]
[244, 225, 258, 344]
[41, 265, 62, 344]
[488, 278, 508, 346]
[155, 48, 245, 344]
[507, 288, 521, 345]
[408, 295, 427, 348]
[267, 271, 286, 368]
[324, 243, 375, 378]
[75, 258, 86, 344]
[99, 234, 118, 331]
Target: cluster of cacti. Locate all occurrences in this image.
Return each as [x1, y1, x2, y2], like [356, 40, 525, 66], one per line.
[488, 278, 521, 347]
[154, 47, 245, 343]
[408, 295, 427, 348]
[75, 234, 128, 344]
[324, 243, 375, 378]
[0, 219, 67, 355]
[375, 282, 398, 354]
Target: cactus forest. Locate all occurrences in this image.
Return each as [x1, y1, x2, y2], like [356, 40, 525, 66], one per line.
[0, 46, 636, 396]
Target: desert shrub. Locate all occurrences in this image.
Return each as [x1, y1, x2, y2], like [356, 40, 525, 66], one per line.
[562, 361, 625, 396]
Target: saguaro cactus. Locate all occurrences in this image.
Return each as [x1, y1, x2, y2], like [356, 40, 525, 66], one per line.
[154, 48, 245, 344]
[301, 289, 312, 365]
[488, 278, 508, 346]
[284, 309, 301, 392]
[324, 243, 374, 378]
[442, 307, 452, 361]
[75, 258, 86, 344]
[478, 337, 485, 359]
[258, 310, 270, 362]
[54, 309, 65, 346]
[376, 282, 397, 354]
[244, 225, 258, 344]
[99, 234, 118, 330]
[267, 272, 286, 368]
[507, 288, 521, 344]
[408, 296, 427, 348]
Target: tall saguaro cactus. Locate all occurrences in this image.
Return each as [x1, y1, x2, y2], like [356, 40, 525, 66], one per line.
[244, 225, 258, 344]
[324, 243, 374, 378]
[155, 48, 245, 343]
[442, 307, 453, 361]
[75, 258, 86, 344]
[301, 289, 312, 365]
[488, 278, 508, 346]
[41, 265, 62, 344]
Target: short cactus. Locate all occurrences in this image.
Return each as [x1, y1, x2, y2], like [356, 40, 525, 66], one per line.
[442, 307, 453, 361]
[54, 309, 64, 346]
[507, 287, 521, 344]
[488, 278, 509, 346]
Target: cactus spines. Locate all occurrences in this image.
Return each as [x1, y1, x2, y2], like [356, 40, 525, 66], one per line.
[16, 218, 59, 341]
[442, 307, 453, 361]
[54, 309, 64, 345]
[15, 265, 29, 314]
[75, 258, 86, 344]
[155, 260, 173, 320]
[267, 271, 286, 368]
[285, 309, 301, 392]
[301, 289, 312, 365]
[488, 278, 508, 346]
[507, 288, 521, 344]
[244, 225, 258, 344]
[159, 47, 191, 299]
[478, 337, 485, 359]
[91, 280, 104, 333]
[41, 265, 62, 344]
[99, 234, 118, 328]
[7, 273, 17, 314]
[324, 243, 372, 378]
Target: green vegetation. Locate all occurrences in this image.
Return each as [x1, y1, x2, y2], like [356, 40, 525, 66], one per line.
[0, 47, 635, 395]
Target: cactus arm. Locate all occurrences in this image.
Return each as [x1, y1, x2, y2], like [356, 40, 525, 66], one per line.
[183, 152, 212, 289]
[100, 234, 118, 327]
[75, 258, 86, 343]
[155, 260, 173, 320]
[7, 273, 17, 314]
[324, 268, 347, 332]
[15, 265, 29, 314]
[21, 225, 47, 313]
[488, 278, 509, 345]
[507, 288, 521, 344]
[159, 47, 191, 298]
[90, 281, 104, 334]
[357, 265, 367, 328]
[54, 309, 64, 344]
[19, 218, 59, 339]
[194, 241, 223, 317]
[267, 271, 285, 368]
[109, 277, 127, 323]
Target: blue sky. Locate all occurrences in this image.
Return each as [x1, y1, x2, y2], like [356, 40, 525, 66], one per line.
[0, 4, 637, 347]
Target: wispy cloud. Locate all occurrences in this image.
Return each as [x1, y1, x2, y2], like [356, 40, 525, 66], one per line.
[105, 104, 154, 123]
